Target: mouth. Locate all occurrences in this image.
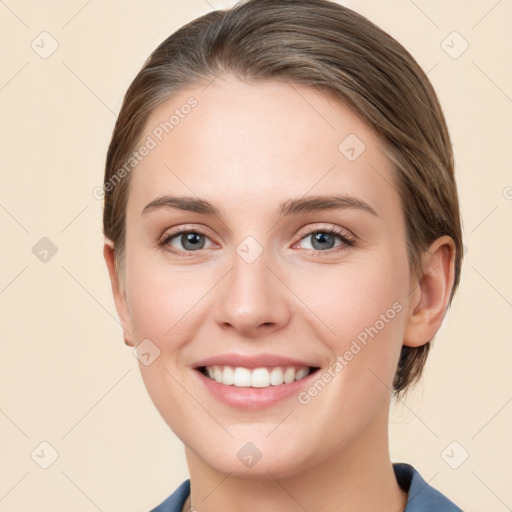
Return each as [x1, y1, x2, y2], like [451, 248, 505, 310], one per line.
[197, 365, 321, 388]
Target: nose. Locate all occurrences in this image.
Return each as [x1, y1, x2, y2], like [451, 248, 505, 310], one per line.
[214, 247, 292, 338]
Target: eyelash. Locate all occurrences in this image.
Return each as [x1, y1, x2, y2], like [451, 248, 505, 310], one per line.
[157, 225, 356, 257]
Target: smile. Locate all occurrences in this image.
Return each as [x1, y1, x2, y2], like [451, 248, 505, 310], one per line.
[199, 365, 317, 388]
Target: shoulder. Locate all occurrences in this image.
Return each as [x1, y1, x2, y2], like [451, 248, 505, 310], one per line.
[393, 462, 463, 511]
[149, 479, 190, 512]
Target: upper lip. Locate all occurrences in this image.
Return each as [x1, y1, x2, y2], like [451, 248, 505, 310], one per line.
[193, 353, 320, 369]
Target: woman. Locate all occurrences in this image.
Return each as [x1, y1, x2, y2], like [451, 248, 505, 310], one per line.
[102, 0, 463, 510]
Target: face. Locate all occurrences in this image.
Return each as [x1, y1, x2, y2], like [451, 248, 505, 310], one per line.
[114, 75, 419, 478]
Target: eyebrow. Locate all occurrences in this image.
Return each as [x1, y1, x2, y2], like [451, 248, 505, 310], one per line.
[141, 194, 378, 218]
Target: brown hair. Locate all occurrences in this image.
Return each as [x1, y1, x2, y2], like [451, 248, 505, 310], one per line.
[102, 0, 463, 398]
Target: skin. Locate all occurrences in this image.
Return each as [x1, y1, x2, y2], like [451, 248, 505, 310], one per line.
[104, 75, 455, 512]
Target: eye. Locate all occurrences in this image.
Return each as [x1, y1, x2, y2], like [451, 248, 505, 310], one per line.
[158, 229, 213, 255]
[158, 224, 356, 257]
[295, 225, 355, 253]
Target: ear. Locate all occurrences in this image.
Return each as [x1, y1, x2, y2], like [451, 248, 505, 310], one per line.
[103, 240, 136, 347]
[403, 235, 456, 348]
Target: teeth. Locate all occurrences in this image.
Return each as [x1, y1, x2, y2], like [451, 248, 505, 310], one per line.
[251, 368, 270, 388]
[222, 365, 234, 385]
[270, 367, 284, 386]
[283, 367, 295, 383]
[233, 367, 251, 387]
[204, 365, 312, 387]
[295, 367, 309, 380]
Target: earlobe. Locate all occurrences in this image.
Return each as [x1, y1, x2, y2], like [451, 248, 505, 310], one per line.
[103, 240, 136, 347]
[123, 332, 134, 347]
[403, 236, 456, 348]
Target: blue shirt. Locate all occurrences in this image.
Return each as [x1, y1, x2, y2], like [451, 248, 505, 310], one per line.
[150, 463, 462, 511]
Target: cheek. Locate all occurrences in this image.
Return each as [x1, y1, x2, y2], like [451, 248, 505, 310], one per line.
[291, 250, 409, 391]
[124, 248, 203, 341]
[293, 249, 409, 338]
[288, 266, 407, 444]
[123, 259, 205, 428]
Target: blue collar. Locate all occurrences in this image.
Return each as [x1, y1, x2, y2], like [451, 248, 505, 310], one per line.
[151, 462, 461, 511]
[393, 463, 461, 511]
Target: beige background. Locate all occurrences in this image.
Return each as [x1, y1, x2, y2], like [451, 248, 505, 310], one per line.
[1, 0, 511, 510]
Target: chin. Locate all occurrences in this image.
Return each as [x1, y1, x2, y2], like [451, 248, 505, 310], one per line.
[185, 433, 324, 480]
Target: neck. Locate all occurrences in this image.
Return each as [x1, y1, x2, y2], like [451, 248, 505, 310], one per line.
[184, 399, 407, 512]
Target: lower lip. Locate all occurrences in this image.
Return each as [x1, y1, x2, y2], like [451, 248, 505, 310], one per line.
[194, 369, 319, 410]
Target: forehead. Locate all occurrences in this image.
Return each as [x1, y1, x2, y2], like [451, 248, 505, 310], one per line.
[126, 76, 400, 220]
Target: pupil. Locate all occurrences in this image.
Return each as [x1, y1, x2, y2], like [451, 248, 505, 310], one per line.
[313, 232, 334, 250]
[183, 232, 203, 250]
